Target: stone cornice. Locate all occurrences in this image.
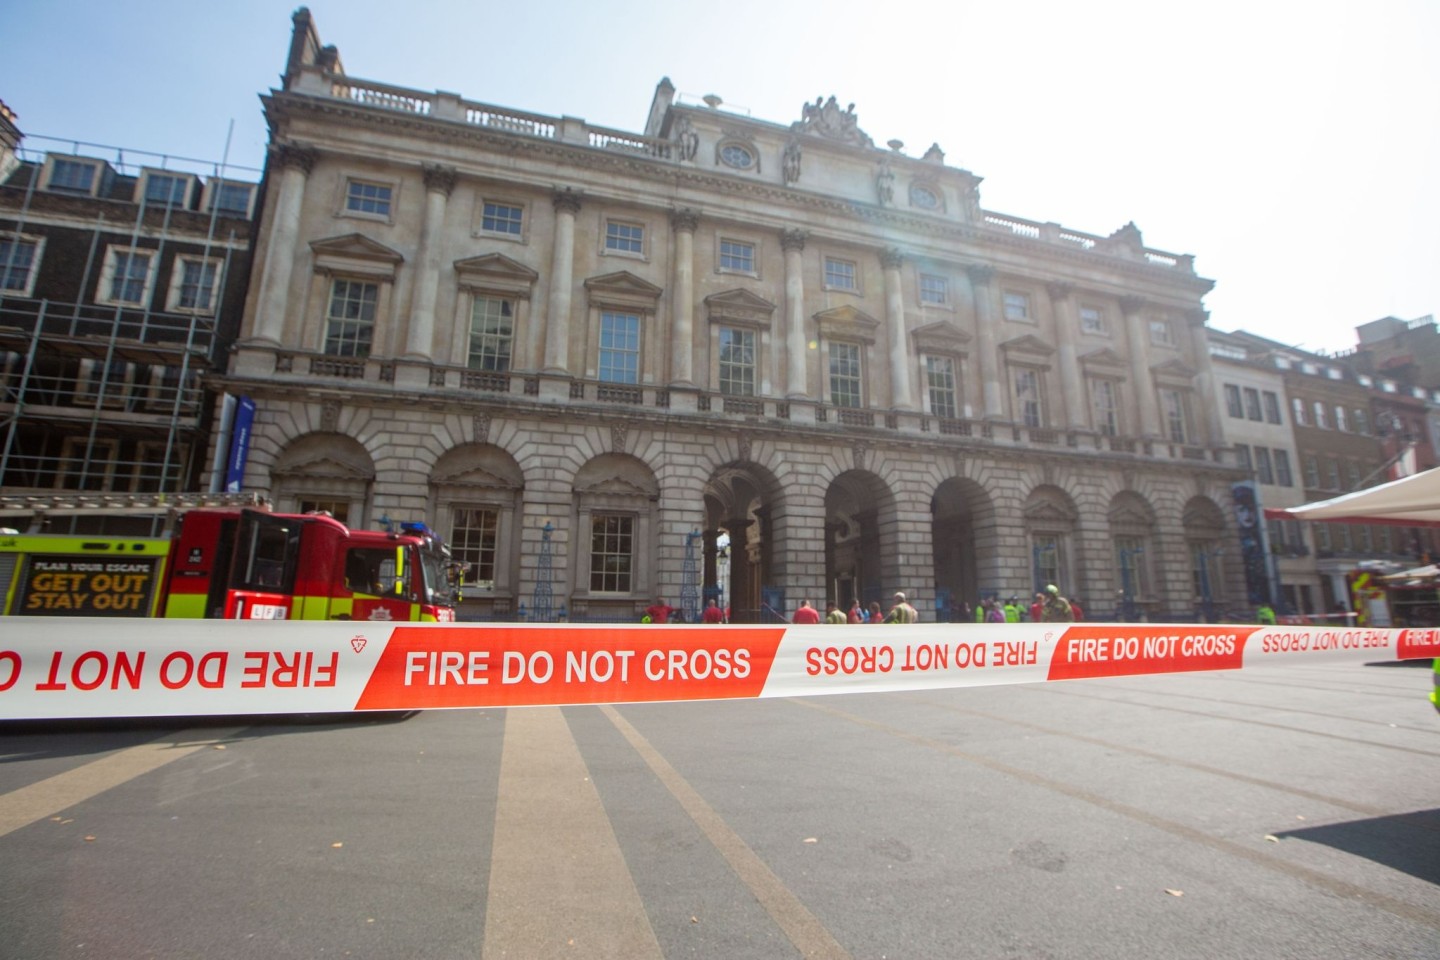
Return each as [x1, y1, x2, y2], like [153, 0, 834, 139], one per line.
[265, 92, 1217, 296]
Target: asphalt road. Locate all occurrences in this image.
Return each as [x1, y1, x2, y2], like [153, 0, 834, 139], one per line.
[1, 659, 1437, 959]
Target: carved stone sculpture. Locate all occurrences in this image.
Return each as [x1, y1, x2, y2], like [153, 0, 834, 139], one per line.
[875, 159, 895, 207]
[791, 95, 873, 148]
[782, 141, 802, 185]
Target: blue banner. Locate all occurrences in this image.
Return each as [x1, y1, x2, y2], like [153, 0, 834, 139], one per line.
[224, 396, 256, 493]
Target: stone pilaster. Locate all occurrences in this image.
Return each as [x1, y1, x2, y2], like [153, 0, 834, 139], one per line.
[966, 264, 1003, 419]
[543, 189, 583, 374]
[781, 229, 808, 399]
[1046, 282, 1086, 430]
[251, 144, 316, 344]
[403, 163, 456, 361]
[1121, 295, 1159, 437]
[881, 248, 912, 410]
[670, 208, 699, 386]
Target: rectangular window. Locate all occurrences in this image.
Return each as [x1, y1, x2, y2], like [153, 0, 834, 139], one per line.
[1356, 525, 1372, 552]
[108, 250, 153, 305]
[172, 257, 220, 312]
[926, 356, 957, 419]
[1353, 408, 1369, 434]
[467, 296, 514, 372]
[1243, 387, 1262, 421]
[324, 279, 378, 357]
[828, 341, 863, 408]
[1304, 455, 1319, 488]
[590, 514, 634, 593]
[919, 274, 948, 305]
[605, 220, 644, 254]
[1292, 397, 1307, 426]
[719, 239, 755, 273]
[824, 257, 857, 291]
[1160, 388, 1187, 443]
[1326, 458, 1341, 489]
[298, 498, 350, 524]
[1002, 291, 1030, 321]
[50, 158, 98, 194]
[1263, 391, 1282, 424]
[1335, 525, 1351, 552]
[58, 437, 119, 491]
[1274, 449, 1293, 487]
[1115, 537, 1148, 599]
[598, 311, 640, 383]
[1234, 444, 1251, 469]
[345, 179, 392, 217]
[1315, 523, 1331, 552]
[211, 181, 254, 216]
[1149, 318, 1175, 346]
[144, 173, 190, 207]
[481, 201, 524, 236]
[1079, 305, 1106, 335]
[1091, 378, 1118, 435]
[718, 327, 756, 396]
[1255, 447, 1275, 485]
[1224, 384, 1243, 418]
[1346, 461, 1361, 489]
[1377, 526, 1392, 553]
[1014, 368, 1043, 428]
[1313, 401, 1328, 429]
[452, 506, 499, 590]
[1334, 406, 1347, 432]
[1032, 534, 1061, 589]
[0, 239, 38, 294]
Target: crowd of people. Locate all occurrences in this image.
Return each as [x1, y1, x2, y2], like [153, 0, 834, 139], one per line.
[643, 586, 1091, 625]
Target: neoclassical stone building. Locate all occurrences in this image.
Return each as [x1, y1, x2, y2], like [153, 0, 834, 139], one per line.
[221, 8, 1244, 621]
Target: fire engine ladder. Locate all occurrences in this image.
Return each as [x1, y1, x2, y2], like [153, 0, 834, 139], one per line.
[0, 489, 269, 535]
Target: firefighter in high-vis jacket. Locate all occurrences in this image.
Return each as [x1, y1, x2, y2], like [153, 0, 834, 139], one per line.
[1433, 660, 1439, 716]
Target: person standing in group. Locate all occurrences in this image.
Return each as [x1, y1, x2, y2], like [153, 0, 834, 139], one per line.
[884, 591, 918, 623]
[1003, 596, 1021, 623]
[646, 596, 675, 624]
[984, 597, 1006, 623]
[867, 601, 883, 623]
[1069, 596, 1085, 621]
[793, 599, 821, 624]
[1030, 592, 1045, 623]
[825, 602, 847, 624]
[1041, 584, 1075, 622]
[1256, 603, 1277, 625]
[701, 599, 726, 623]
[847, 599, 866, 623]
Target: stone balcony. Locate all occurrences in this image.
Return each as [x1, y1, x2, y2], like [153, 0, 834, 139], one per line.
[226, 343, 1233, 467]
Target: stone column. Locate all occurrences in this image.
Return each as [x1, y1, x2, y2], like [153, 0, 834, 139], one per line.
[404, 164, 456, 361]
[1189, 309, 1223, 448]
[670, 208, 699, 386]
[781, 229, 808, 398]
[251, 144, 316, 344]
[881, 248, 913, 410]
[543, 189, 582, 374]
[726, 517, 753, 623]
[966, 265, 1004, 419]
[1122, 296, 1160, 437]
[1046, 282, 1086, 429]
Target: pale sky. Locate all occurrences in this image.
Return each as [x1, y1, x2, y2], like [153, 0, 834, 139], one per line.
[4, 0, 1437, 355]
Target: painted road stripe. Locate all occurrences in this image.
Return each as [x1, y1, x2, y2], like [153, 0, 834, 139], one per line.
[0, 727, 244, 838]
[602, 704, 854, 960]
[483, 706, 663, 959]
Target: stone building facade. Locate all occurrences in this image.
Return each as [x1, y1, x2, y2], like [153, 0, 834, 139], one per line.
[220, 9, 1244, 621]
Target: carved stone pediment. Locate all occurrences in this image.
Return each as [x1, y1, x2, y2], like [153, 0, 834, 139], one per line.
[911, 321, 972, 356]
[814, 305, 880, 345]
[1079, 347, 1128, 376]
[575, 474, 659, 498]
[454, 252, 539, 298]
[1000, 334, 1055, 367]
[430, 465, 522, 490]
[584, 271, 664, 313]
[310, 233, 404, 280]
[705, 288, 776, 329]
[791, 95, 874, 149]
[1023, 500, 1077, 523]
[272, 454, 374, 481]
[1109, 504, 1154, 528]
[1151, 358, 1198, 387]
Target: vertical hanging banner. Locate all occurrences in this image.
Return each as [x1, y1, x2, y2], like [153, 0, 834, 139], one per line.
[0, 619, 1436, 720]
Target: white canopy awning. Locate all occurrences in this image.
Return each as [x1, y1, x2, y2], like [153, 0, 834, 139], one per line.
[1264, 466, 1440, 527]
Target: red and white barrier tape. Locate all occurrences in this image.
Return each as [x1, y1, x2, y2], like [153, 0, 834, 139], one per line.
[1, 619, 1437, 720]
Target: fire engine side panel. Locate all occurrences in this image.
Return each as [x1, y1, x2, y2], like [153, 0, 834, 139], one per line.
[163, 512, 226, 618]
[0, 536, 170, 617]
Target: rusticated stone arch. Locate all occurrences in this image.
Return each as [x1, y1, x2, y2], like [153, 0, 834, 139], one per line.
[1023, 484, 1079, 596]
[1108, 490, 1160, 619]
[428, 444, 526, 618]
[825, 469, 900, 616]
[270, 432, 376, 524]
[571, 453, 660, 620]
[931, 477, 997, 619]
[702, 459, 786, 623]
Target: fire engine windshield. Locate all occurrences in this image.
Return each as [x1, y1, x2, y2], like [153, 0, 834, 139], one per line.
[420, 543, 461, 606]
